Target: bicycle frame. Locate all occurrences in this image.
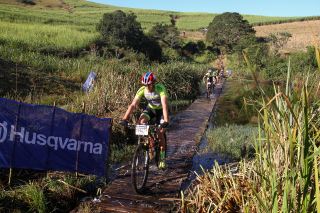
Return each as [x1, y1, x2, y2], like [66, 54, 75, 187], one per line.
[128, 124, 162, 193]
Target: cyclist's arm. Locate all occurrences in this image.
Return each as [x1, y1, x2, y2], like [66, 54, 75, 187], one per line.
[158, 84, 169, 123]
[215, 75, 218, 82]
[161, 95, 169, 123]
[202, 75, 207, 84]
[122, 96, 140, 121]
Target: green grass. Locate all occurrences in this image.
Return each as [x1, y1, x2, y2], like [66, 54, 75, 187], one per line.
[206, 124, 258, 160]
[18, 182, 47, 213]
[0, 21, 98, 52]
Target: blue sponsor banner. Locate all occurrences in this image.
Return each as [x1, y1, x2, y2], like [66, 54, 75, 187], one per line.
[0, 98, 112, 177]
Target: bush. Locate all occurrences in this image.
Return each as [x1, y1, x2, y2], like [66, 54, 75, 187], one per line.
[194, 50, 218, 63]
[156, 62, 207, 100]
[182, 41, 199, 55]
[97, 10, 162, 61]
[97, 10, 144, 51]
[139, 36, 162, 61]
[262, 56, 288, 78]
[289, 46, 318, 72]
[162, 48, 181, 61]
[148, 23, 181, 49]
[241, 40, 269, 71]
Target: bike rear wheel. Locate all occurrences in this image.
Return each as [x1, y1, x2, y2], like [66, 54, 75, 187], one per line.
[207, 85, 212, 98]
[131, 137, 149, 193]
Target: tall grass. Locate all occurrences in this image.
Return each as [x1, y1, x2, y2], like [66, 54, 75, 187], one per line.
[0, 172, 100, 212]
[182, 54, 320, 212]
[253, 71, 320, 212]
[0, 44, 96, 77]
[65, 60, 207, 116]
[206, 124, 258, 160]
[18, 182, 47, 213]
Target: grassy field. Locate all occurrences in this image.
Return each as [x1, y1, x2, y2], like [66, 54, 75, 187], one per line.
[255, 19, 320, 52]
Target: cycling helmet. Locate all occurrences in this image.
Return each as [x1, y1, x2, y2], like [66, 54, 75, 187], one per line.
[141, 71, 156, 85]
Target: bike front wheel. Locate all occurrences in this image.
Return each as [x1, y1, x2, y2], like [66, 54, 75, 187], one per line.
[131, 138, 149, 194]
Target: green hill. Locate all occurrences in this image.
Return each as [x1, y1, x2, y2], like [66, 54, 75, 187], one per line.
[1, 0, 319, 31]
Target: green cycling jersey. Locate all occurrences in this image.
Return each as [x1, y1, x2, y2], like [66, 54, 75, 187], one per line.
[135, 83, 168, 109]
[205, 69, 218, 78]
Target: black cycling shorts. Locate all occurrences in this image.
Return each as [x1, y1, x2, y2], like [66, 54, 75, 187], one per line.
[141, 107, 163, 124]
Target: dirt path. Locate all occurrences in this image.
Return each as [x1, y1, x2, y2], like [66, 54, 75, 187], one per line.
[72, 79, 225, 213]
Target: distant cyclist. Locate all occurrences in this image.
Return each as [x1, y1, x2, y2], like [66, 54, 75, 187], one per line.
[120, 71, 169, 169]
[203, 68, 218, 98]
[216, 55, 225, 80]
[203, 68, 217, 88]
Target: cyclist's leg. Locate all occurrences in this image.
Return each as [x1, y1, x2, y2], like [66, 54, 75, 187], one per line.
[155, 109, 167, 169]
[158, 128, 166, 151]
[138, 108, 151, 124]
[154, 109, 165, 149]
[158, 127, 167, 169]
[139, 108, 156, 160]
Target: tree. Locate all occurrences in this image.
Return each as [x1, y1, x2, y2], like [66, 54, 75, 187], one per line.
[206, 12, 256, 53]
[140, 36, 163, 61]
[149, 23, 181, 49]
[97, 10, 144, 51]
[267, 32, 292, 55]
[169, 14, 179, 26]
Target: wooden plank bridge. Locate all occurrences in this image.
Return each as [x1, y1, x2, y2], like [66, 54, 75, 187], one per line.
[72, 80, 225, 213]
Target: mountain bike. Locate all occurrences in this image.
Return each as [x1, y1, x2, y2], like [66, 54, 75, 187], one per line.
[127, 123, 167, 194]
[206, 78, 215, 98]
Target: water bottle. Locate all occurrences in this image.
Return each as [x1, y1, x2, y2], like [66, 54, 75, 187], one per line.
[160, 146, 165, 161]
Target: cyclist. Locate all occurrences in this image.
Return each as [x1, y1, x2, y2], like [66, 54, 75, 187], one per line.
[216, 55, 225, 80]
[203, 68, 218, 95]
[120, 71, 169, 169]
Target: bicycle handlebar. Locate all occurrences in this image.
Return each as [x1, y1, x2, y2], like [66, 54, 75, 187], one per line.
[127, 123, 160, 130]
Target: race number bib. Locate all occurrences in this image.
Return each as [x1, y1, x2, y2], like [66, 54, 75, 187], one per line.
[135, 125, 149, 136]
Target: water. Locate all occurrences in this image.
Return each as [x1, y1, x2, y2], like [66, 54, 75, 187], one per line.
[192, 135, 234, 174]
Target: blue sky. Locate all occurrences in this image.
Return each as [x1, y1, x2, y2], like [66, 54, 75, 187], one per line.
[89, 0, 319, 17]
